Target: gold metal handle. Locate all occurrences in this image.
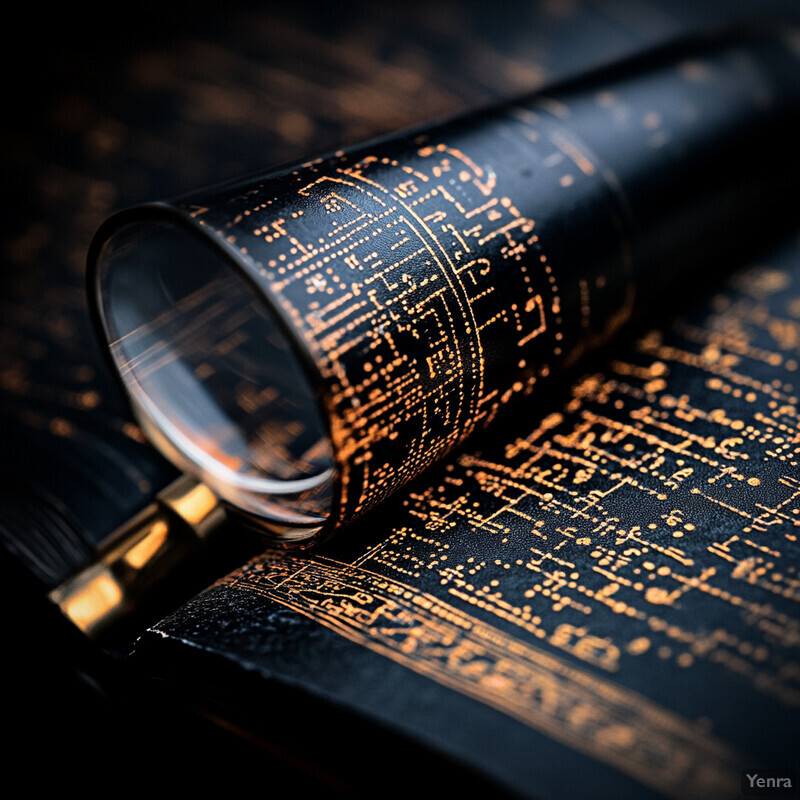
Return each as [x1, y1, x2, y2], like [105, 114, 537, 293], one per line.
[49, 475, 225, 641]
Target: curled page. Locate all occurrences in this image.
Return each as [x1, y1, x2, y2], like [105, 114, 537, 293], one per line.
[88, 27, 800, 544]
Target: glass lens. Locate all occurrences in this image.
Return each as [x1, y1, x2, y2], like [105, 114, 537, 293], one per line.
[96, 220, 334, 528]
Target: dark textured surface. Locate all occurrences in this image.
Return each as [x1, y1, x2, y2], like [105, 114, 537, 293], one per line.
[3, 0, 800, 795]
[141, 229, 800, 800]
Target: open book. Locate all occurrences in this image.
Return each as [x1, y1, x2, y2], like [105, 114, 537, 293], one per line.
[2, 3, 799, 798]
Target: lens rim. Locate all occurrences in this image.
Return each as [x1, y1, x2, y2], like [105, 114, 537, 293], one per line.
[86, 202, 342, 546]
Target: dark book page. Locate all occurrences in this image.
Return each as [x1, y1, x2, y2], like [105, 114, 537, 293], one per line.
[139, 236, 800, 799]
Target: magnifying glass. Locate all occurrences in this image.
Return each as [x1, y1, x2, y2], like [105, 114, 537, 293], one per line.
[94, 217, 335, 541]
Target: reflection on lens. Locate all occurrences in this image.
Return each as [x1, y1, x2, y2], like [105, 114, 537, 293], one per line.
[96, 220, 334, 530]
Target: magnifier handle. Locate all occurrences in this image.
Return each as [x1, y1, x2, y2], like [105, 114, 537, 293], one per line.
[49, 476, 223, 642]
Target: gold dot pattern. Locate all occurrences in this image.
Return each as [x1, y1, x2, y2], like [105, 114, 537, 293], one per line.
[180, 108, 634, 526]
